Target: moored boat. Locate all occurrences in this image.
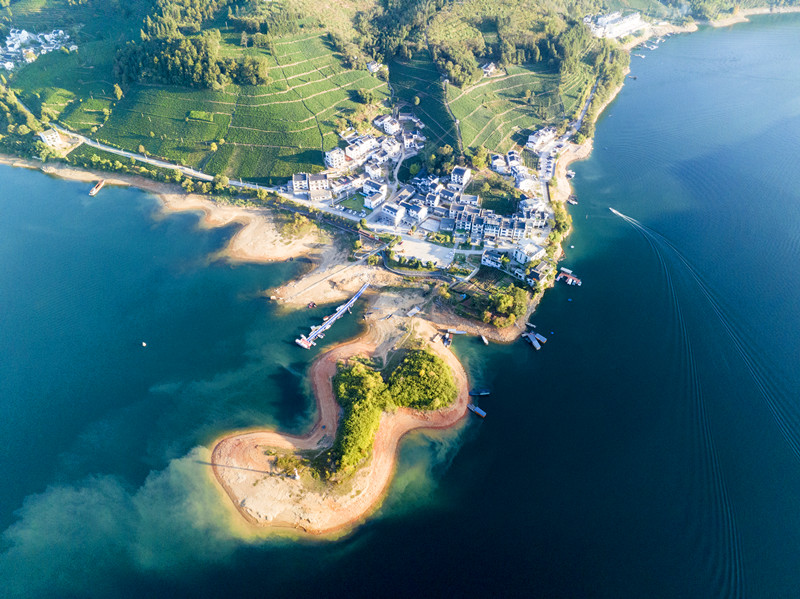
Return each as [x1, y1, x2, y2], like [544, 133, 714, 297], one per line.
[469, 388, 491, 397]
[89, 180, 105, 196]
[467, 404, 486, 418]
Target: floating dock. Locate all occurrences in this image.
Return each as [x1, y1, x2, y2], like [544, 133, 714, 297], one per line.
[522, 332, 541, 350]
[556, 268, 582, 286]
[295, 282, 369, 349]
[468, 404, 486, 418]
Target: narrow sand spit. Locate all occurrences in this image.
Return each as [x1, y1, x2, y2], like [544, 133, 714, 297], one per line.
[210, 318, 469, 536]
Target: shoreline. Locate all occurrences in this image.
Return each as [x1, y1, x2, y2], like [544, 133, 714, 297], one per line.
[209, 318, 470, 537]
[0, 9, 776, 537]
[0, 154, 324, 265]
[708, 6, 800, 27]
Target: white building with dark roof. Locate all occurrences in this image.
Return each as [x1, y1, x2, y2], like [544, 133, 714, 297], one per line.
[292, 173, 309, 191]
[450, 166, 471, 187]
[325, 147, 346, 169]
[382, 202, 406, 226]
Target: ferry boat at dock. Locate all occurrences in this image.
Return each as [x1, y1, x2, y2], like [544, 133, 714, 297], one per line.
[88, 180, 105, 196]
[467, 404, 486, 418]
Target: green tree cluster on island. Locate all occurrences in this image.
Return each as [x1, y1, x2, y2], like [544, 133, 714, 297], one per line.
[328, 349, 457, 474]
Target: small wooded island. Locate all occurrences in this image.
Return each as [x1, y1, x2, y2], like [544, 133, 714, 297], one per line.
[211, 322, 469, 536]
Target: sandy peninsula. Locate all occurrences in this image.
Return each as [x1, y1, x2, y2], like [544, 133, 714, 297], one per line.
[210, 301, 470, 536]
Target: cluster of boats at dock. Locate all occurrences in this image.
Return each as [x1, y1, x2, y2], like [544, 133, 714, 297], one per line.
[555, 267, 582, 286]
[522, 328, 548, 350]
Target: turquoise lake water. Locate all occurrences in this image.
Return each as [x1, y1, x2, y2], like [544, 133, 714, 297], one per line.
[2, 14, 800, 598]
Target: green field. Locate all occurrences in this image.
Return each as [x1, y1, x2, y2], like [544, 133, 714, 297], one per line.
[389, 52, 459, 150]
[447, 62, 594, 153]
[10, 14, 388, 185]
[339, 194, 367, 212]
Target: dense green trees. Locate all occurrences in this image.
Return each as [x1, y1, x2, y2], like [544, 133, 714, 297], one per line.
[388, 350, 457, 410]
[115, 0, 270, 89]
[483, 284, 529, 327]
[114, 30, 269, 89]
[330, 349, 457, 473]
[226, 1, 302, 36]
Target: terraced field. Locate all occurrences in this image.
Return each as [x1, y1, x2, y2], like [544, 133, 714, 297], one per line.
[389, 52, 459, 150]
[97, 34, 388, 184]
[447, 62, 594, 153]
[11, 23, 388, 185]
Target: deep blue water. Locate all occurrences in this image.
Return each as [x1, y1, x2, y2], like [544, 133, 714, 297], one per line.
[2, 14, 800, 599]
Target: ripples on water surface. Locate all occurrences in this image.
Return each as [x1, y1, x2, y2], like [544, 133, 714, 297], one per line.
[2, 14, 800, 599]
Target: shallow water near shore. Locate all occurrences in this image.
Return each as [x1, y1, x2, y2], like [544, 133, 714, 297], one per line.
[3, 14, 800, 598]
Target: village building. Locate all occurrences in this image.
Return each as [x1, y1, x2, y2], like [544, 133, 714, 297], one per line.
[394, 184, 416, 205]
[585, 12, 645, 39]
[513, 240, 546, 265]
[381, 136, 402, 157]
[345, 135, 379, 161]
[38, 128, 62, 148]
[325, 147, 346, 169]
[382, 202, 406, 226]
[400, 201, 428, 225]
[292, 173, 309, 192]
[363, 179, 387, 198]
[308, 173, 330, 191]
[309, 188, 332, 201]
[525, 127, 557, 153]
[525, 261, 553, 285]
[481, 249, 506, 269]
[491, 154, 509, 174]
[422, 192, 441, 207]
[480, 62, 497, 77]
[364, 161, 383, 180]
[450, 166, 472, 188]
[364, 191, 385, 210]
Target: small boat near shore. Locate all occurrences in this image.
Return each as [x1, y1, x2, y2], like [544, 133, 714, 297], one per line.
[567, 196, 578, 205]
[468, 404, 486, 418]
[480, 334, 488, 345]
[89, 180, 105, 196]
[469, 388, 491, 397]
[307, 301, 317, 309]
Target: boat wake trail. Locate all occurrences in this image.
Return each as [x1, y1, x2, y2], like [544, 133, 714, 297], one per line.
[611, 207, 747, 598]
[609, 207, 800, 461]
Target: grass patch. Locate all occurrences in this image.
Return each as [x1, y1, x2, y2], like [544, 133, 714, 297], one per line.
[188, 110, 214, 122]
